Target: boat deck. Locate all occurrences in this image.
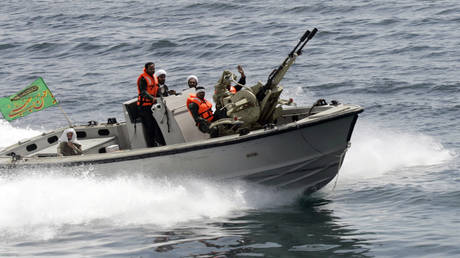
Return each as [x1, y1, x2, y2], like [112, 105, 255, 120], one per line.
[29, 136, 117, 157]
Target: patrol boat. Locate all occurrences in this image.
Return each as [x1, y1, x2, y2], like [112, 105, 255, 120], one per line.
[0, 29, 363, 194]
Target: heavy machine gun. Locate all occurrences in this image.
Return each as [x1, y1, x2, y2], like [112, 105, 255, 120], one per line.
[211, 28, 318, 135]
[256, 28, 317, 101]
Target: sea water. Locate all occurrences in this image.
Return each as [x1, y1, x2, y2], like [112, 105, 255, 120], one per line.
[0, 0, 459, 257]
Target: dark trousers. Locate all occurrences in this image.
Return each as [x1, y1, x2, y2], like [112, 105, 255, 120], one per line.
[213, 107, 227, 121]
[208, 108, 228, 138]
[138, 106, 166, 147]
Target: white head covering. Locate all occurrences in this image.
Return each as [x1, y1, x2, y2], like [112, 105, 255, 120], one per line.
[59, 128, 80, 144]
[195, 86, 205, 94]
[155, 69, 167, 77]
[187, 75, 198, 84]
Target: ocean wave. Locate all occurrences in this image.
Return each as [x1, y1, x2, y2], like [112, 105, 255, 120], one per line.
[409, 17, 447, 26]
[389, 45, 437, 55]
[96, 42, 138, 55]
[429, 83, 460, 94]
[304, 80, 355, 91]
[341, 177, 460, 211]
[369, 18, 401, 26]
[344, 184, 411, 204]
[183, 2, 241, 11]
[179, 34, 219, 43]
[307, 4, 360, 14]
[149, 39, 178, 49]
[0, 43, 18, 51]
[451, 16, 460, 22]
[283, 5, 314, 14]
[421, 51, 448, 58]
[435, 6, 460, 15]
[341, 182, 451, 216]
[331, 80, 436, 95]
[451, 104, 460, 111]
[334, 33, 376, 41]
[82, 72, 103, 77]
[71, 42, 105, 52]
[25, 42, 68, 53]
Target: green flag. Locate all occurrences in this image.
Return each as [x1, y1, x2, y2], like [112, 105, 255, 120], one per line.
[0, 77, 58, 121]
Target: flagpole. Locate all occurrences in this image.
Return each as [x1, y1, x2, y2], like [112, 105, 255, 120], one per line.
[57, 103, 73, 127]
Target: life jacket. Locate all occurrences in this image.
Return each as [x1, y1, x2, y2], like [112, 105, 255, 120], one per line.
[214, 86, 237, 95]
[186, 93, 196, 110]
[137, 69, 159, 106]
[187, 95, 214, 122]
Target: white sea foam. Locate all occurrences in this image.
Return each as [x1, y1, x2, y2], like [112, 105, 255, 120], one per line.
[0, 120, 42, 149]
[341, 121, 454, 178]
[0, 172, 296, 240]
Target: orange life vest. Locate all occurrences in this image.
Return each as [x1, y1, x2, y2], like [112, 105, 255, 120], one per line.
[187, 95, 214, 122]
[137, 69, 159, 106]
[186, 93, 196, 110]
[214, 86, 237, 95]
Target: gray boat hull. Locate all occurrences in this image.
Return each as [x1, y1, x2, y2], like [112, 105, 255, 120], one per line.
[1, 108, 360, 194]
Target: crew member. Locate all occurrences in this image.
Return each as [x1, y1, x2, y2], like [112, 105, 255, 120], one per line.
[137, 62, 165, 147]
[155, 69, 176, 96]
[185, 74, 199, 109]
[228, 65, 246, 93]
[187, 86, 218, 137]
[186, 75, 198, 89]
[57, 128, 82, 156]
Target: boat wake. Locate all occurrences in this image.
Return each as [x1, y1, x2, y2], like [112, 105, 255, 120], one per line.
[0, 170, 298, 241]
[341, 121, 455, 178]
[0, 120, 42, 150]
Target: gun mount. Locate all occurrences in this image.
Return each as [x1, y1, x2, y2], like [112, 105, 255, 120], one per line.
[211, 28, 318, 136]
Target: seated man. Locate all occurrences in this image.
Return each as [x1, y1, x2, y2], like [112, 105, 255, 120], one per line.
[186, 75, 198, 89]
[228, 65, 246, 93]
[213, 65, 246, 110]
[186, 86, 219, 137]
[57, 128, 82, 156]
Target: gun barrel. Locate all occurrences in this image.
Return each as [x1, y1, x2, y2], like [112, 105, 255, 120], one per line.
[297, 28, 318, 55]
[289, 30, 310, 57]
[256, 28, 318, 101]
